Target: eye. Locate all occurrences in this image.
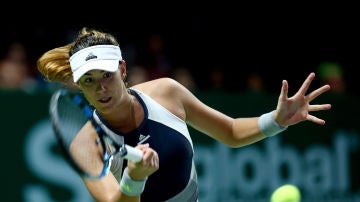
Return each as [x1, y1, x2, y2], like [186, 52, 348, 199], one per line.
[79, 77, 93, 86]
[84, 77, 93, 83]
[104, 72, 112, 78]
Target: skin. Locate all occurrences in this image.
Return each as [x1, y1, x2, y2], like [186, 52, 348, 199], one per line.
[71, 60, 331, 202]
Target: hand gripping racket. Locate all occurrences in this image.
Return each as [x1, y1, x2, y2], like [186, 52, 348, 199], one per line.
[49, 88, 143, 179]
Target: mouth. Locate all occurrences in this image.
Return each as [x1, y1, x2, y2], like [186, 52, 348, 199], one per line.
[98, 97, 112, 103]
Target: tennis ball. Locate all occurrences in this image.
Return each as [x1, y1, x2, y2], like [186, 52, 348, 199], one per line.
[270, 184, 301, 202]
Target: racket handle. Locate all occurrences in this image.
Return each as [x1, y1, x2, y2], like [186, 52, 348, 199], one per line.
[124, 145, 143, 162]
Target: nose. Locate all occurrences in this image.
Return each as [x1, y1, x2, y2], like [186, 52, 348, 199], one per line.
[96, 79, 107, 91]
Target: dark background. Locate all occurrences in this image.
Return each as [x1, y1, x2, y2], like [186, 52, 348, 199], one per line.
[1, 4, 359, 94]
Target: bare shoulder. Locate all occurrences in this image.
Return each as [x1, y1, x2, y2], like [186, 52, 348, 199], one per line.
[131, 77, 184, 98]
[131, 77, 190, 119]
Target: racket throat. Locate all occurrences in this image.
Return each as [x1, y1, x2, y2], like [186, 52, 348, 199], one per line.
[119, 144, 128, 157]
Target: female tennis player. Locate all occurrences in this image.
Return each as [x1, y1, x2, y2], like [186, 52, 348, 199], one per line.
[37, 27, 331, 202]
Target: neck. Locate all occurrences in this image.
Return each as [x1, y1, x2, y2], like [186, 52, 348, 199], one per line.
[97, 90, 141, 133]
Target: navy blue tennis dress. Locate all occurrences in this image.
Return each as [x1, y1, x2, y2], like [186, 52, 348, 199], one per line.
[93, 88, 198, 202]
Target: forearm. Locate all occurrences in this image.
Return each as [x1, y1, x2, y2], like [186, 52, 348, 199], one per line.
[188, 110, 266, 147]
[230, 117, 266, 147]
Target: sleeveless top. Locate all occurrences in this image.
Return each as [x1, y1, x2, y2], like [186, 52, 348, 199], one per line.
[93, 88, 198, 202]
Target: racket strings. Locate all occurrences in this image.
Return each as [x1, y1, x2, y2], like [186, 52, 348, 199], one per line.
[51, 89, 141, 179]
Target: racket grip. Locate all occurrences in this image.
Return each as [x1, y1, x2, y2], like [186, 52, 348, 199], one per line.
[124, 145, 143, 162]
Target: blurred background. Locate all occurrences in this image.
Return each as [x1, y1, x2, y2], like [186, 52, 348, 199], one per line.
[1, 4, 359, 202]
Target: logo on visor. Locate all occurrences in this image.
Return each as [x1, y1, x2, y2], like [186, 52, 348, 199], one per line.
[85, 53, 97, 61]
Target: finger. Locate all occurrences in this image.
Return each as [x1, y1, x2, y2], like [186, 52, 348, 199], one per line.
[143, 150, 158, 167]
[142, 149, 157, 160]
[307, 84, 331, 102]
[136, 143, 149, 150]
[307, 114, 326, 125]
[297, 72, 315, 96]
[308, 104, 332, 111]
[151, 154, 159, 167]
[279, 80, 289, 101]
[141, 148, 152, 160]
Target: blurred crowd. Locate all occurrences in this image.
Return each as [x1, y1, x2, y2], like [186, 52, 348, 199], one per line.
[0, 29, 353, 97]
[0, 40, 38, 92]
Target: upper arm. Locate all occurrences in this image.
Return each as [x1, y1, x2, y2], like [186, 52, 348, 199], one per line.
[155, 78, 236, 144]
[166, 78, 264, 147]
[180, 86, 236, 144]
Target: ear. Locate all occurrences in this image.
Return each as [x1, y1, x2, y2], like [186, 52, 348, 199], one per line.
[120, 60, 127, 80]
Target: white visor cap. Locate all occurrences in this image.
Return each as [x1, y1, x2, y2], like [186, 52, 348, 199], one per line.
[70, 45, 122, 82]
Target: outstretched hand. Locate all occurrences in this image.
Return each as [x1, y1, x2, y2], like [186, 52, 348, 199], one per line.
[274, 72, 331, 127]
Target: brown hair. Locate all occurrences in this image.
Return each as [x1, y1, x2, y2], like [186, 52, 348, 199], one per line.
[37, 27, 120, 86]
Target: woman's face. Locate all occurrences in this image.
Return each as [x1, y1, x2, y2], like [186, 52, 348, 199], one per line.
[77, 68, 125, 113]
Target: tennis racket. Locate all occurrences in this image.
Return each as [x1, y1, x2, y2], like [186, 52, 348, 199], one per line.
[49, 88, 143, 179]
